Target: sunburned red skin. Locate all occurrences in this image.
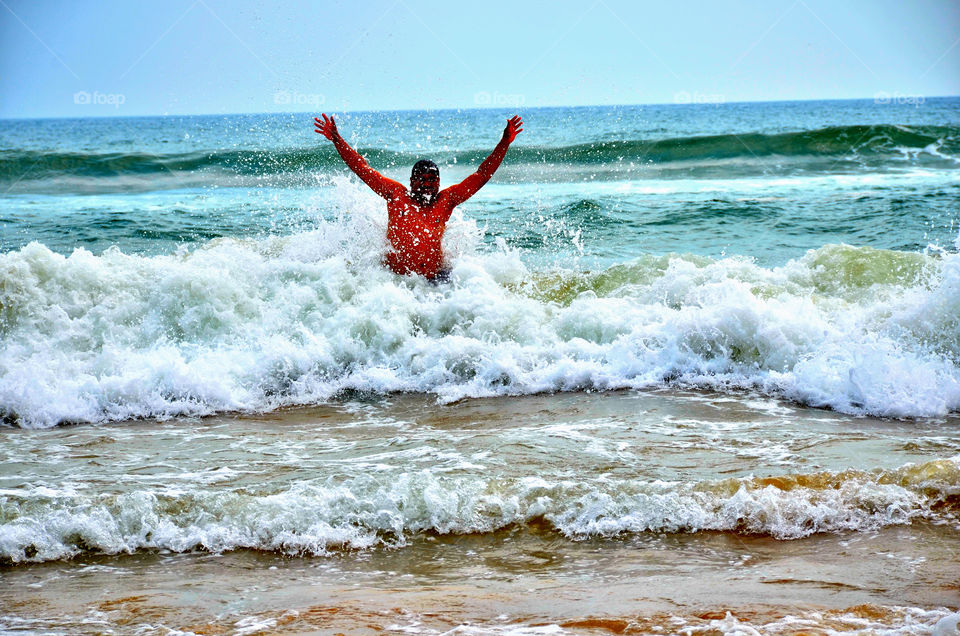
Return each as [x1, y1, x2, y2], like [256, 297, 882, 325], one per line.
[315, 113, 523, 279]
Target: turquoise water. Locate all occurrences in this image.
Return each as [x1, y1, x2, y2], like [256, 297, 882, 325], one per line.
[2, 99, 958, 265]
[1, 99, 960, 427]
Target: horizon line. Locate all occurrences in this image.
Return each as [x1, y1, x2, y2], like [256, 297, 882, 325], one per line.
[3, 94, 958, 123]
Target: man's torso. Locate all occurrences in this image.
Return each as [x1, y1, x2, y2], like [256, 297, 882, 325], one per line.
[384, 193, 454, 279]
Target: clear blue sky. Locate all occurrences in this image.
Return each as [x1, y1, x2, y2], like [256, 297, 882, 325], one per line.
[1, 0, 958, 119]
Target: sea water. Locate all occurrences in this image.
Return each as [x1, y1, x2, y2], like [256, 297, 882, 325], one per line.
[1, 99, 959, 633]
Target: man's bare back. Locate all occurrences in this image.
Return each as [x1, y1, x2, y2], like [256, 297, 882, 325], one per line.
[315, 114, 523, 280]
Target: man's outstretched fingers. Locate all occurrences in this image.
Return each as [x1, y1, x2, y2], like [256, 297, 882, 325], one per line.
[314, 114, 338, 139]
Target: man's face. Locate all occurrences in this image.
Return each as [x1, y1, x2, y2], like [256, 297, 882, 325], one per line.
[411, 171, 439, 199]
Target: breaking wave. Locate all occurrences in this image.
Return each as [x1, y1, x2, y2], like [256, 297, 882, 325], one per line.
[1, 457, 956, 563]
[1, 210, 959, 428]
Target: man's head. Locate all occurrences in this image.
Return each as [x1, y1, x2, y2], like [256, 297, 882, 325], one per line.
[410, 159, 440, 205]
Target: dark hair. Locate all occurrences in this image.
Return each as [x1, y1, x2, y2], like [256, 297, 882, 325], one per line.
[411, 159, 439, 177]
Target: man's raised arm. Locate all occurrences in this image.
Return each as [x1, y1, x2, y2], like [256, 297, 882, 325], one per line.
[440, 115, 523, 208]
[315, 113, 405, 200]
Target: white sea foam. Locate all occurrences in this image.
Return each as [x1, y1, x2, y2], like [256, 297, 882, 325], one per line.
[1, 458, 956, 563]
[1, 194, 959, 427]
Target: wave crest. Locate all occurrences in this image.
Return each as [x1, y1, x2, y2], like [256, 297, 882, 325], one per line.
[3, 124, 956, 192]
[2, 457, 956, 563]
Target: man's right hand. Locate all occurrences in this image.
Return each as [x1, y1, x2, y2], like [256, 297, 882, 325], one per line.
[314, 113, 338, 140]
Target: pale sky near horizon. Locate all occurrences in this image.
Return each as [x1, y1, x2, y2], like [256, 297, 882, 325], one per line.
[1, 0, 958, 119]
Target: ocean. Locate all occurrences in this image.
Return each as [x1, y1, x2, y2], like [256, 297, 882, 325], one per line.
[1, 99, 959, 634]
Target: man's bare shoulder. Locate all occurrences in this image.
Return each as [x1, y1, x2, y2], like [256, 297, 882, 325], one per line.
[387, 187, 413, 205]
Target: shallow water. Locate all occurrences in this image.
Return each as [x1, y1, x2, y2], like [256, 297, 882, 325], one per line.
[2, 390, 958, 633]
[3, 524, 958, 634]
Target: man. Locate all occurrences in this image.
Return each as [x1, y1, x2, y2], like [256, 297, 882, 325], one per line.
[314, 113, 523, 280]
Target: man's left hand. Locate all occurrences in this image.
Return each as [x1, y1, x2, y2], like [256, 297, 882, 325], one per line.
[503, 115, 523, 143]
